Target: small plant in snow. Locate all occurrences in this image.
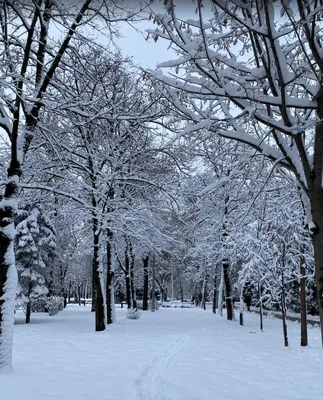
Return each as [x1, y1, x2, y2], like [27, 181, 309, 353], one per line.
[127, 308, 140, 320]
[46, 296, 64, 316]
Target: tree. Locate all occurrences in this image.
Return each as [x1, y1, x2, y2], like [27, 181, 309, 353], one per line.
[15, 205, 55, 323]
[0, 0, 147, 369]
[147, 0, 323, 344]
[238, 184, 314, 345]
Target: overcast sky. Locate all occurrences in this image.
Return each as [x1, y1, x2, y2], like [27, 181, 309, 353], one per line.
[115, 20, 170, 68]
[114, 1, 204, 69]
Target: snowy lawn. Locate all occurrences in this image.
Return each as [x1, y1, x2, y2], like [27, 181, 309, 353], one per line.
[1, 305, 322, 400]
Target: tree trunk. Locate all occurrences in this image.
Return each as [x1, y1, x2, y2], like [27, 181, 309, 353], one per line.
[300, 247, 308, 346]
[178, 273, 184, 303]
[201, 271, 208, 311]
[92, 221, 105, 331]
[151, 253, 156, 312]
[106, 230, 115, 324]
[68, 281, 72, 305]
[223, 259, 233, 320]
[26, 279, 33, 324]
[78, 284, 82, 306]
[280, 244, 288, 346]
[212, 272, 217, 314]
[239, 283, 244, 326]
[142, 256, 149, 311]
[26, 302, 31, 324]
[259, 284, 263, 332]
[309, 209, 323, 346]
[218, 264, 224, 316]
[125, 245, 132, 309]
[308, 87, 323, 346]
[129, 244, 137, 309]
[91, 266, 96, 312]
[281, 296, 289, 347]
[0, 163, 20, 369]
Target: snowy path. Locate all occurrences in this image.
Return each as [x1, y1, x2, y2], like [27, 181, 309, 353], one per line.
[1, 306, 322, 400]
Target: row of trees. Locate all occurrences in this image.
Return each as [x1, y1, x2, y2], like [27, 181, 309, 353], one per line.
[1, 0, 323, 370]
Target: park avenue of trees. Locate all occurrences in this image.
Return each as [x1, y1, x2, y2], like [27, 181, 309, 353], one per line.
[0, 0, 322, 371]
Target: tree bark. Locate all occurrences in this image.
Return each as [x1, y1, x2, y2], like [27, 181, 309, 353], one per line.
[25, 279, 33, 324]
[151, 253, 156, 312]
[78, 284, 82, 306]
[92, 218, 105, 331]
[281, 296, 289, 347]
[25, 302, 31, 324]
[223, 259, 233, 320]
[300, 247, 308, 346]
[308, 85, 323, 346]
[68, 281, 72, 305]
[106, 230, 115, 324]
[217, 264, 224, 316]
[212, 272, 217, 314]
[201, 271, 208, 311]
[125, 245, 132, 309]
[142, 255, 149, 311]
[0, 163, 20, 368]
[239, 283, 244, 326]
[129, 243, 137, 309]
[259, 284, 263, 332]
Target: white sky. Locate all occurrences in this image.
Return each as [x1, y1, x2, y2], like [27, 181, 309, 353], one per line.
[114, 1, 204, 68]
[115, 20, 171, 68]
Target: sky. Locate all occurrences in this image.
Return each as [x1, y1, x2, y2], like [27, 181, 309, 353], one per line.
[114, 0, 205, 69]
[115, 19, 171, 68]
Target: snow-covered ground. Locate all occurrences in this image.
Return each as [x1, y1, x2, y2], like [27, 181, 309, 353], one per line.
[1, 306, 322, 400]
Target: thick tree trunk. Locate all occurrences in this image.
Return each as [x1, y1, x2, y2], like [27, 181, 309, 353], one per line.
[309, 211, 323, 346]
[106, 231, 115, 324]
[25, 302, 31, 324]
[0, 164, 20, 369]
[308, 88, 323, 346]
[223, 259, 233, 320]
[92, 221, 105, 331]
[299, 248, 308, 346]
[91, 268, 96, 312]
[142, 256, 149, 311]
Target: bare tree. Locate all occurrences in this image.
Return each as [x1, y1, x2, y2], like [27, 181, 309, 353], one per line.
[147, 0, 323, 345]
[0, 0, 146, 369]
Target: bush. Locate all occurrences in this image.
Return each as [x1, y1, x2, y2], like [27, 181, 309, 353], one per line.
[31, 298, 47, 312]
[127, 308, 140, 320]
[46, 296, 64, 316]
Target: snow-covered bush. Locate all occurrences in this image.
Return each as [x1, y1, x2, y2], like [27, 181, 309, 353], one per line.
[127, 308, 140, 320]
[162, 301, 193, 309]
[46, 296, 64, 316]
[31, 298, 47, 312]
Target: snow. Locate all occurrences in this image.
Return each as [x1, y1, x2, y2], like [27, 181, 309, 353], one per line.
[1, 305, 322, 400]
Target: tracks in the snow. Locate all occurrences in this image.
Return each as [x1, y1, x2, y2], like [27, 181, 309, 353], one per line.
[134, 322, 211, 400]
